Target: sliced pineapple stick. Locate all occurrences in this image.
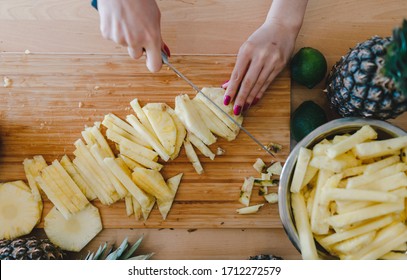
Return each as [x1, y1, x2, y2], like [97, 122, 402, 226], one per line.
[290, 147, 312, 193]
[102, 114, 151, 148]
[35, 176, 70, 219]
[23, 158, 43, 204]
[130, 99, 157, 137]
[106, 129, 158, 161]
[165, 106, 187, 160]
[183, 137, 204, 174]
[143, 103, 177, 156]
[124, 195, 134, 216]
[236, 204, 264, 214]
[188, 132, 215, 160]
[119, 145, 163, 171]
[175, 94, 217, 146]
[73, 140, 119, 201]
[126, 114, 170, 162]
[89, 144, 128, 199]
[104, 158, 155, 220]
[33, 155, 47, 169]
[118, 154, 143, 170]
[132, 196, 143, 220]
[72, 156, 115, 205]
[60, 155, 97, 201]
[192, 98, 237, 141]
[42, 165, 82, 212]
[52, 160, 90, 210]
[89, 125, 115, 158]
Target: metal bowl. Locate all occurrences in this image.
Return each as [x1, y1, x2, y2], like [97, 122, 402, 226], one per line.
[278, 117, 407, 259]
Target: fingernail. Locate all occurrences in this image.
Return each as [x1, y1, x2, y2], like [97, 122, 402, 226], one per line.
[243, 103, 250, 112]
[163, 43, 171, 57]
[233, 105, 242, 115]
[221, 80, 230, 89]
[252, 98, 259, 106]
[224, 95, 231, 106]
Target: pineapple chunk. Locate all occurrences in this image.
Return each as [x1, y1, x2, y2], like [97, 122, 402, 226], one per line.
[188, 133, 215, 160]
[132, 167, 175, 219]
[118, 154, 143, 170]
[166, 106, 187, 160]
[124, 195, 134, 216]
[158, 173, 183, 220]
[175, 94, 216, 146]
[267, 161, 283, 176]
[253, 158, 266, 173]
[119, 145, 163, 171]
[143, 103, 177, 156]
[183, 137, 204, 174]
[236, 204, 264, 215]
[0, 181, 42, 239]
[239, 177, 255, 207]
[44, 204, 102, 252]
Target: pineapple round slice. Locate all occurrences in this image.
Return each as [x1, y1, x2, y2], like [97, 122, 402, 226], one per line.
[0, 182, 41, 240]
[44, 204, 102, 252]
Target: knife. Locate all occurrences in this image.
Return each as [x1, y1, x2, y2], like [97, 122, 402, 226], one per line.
[161, 52, 275, 157]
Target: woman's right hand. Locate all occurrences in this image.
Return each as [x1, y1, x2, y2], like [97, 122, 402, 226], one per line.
[97, 0, 170, 72]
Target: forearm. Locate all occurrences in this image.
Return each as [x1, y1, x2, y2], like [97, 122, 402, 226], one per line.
[266, 0, 308, 34]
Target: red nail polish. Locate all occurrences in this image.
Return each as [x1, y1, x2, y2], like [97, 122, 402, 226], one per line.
[252, 98, 259, 106]
[233, 105, 242, 115]
[224, 95, 231, 105]
[163, 44, 171, 57]
[243, 103, 250, 112]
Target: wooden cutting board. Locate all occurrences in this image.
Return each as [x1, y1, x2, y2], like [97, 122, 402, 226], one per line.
[0, 53, 290, 229]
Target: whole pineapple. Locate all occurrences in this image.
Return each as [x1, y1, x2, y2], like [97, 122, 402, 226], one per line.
[0, 237, 65, 260]
[326, 20, 407, 120]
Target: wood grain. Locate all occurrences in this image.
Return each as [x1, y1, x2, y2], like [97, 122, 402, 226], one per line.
[0, 53, 290, 229]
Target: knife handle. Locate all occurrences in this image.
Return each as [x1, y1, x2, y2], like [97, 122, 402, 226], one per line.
[91, 0, 98, 10]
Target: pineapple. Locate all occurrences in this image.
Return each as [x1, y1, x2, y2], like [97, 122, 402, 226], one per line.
[44, 204, 102, 252]
[0, 182, 41, 240]
[326, 20, 407, 120]
[0, 237, 65, 260]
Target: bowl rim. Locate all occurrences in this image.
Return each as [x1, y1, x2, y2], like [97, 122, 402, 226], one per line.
[278, 117, 407, 258]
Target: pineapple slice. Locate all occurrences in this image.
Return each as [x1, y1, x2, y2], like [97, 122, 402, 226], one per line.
[183, 137, 204, 174]
[196, 87, 243, 135]
[165, 105, 186, 160]
[0, 181, 42, 239]
[175, 94, 216, 146]
[23, 157, 46, 212]
[132, 167, 175, 219]
[118, 154, 143, 170]
[44, 204, 102, 252]
[143, 103, 177, 156]
[119, 144, 163, 171]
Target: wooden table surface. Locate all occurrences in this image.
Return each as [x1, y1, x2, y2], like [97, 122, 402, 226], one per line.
[1, 0, 406, 260]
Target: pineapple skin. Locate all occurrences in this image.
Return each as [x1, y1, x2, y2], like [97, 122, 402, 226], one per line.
[326, 36, 407, 120]
[0, 237, 65, 260]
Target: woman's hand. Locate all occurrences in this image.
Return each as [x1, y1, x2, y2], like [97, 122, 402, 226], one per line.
[98, 0, 170, 72]
[223, 21, 296, 115]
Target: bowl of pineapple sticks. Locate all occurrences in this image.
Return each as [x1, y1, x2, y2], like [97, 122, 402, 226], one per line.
[279, 117, 407, 260]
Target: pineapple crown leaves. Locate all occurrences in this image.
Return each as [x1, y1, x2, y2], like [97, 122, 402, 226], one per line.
[84, 235, 154, 260]
[383, 19, 407, 95]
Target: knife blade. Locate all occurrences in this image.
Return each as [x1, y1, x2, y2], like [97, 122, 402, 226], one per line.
[161, 52, 275, 157]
